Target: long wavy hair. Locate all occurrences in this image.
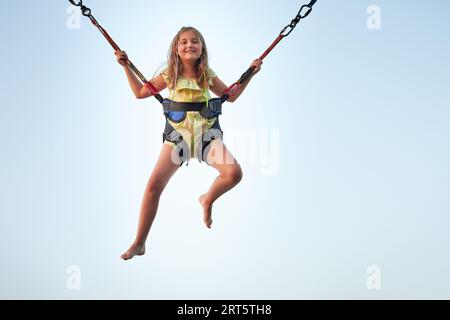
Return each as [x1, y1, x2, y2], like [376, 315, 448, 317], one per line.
[166, 26, 210, 90]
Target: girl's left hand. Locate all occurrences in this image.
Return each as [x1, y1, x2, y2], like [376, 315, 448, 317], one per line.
[251, 59, 263, 75]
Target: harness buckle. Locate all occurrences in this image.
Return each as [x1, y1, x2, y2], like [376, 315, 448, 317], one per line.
[208, 98, 222, 115]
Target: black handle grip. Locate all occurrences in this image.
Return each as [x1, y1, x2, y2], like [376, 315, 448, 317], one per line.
[237, 66, 255, 84]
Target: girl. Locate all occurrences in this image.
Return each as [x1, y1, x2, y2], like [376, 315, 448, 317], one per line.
[117, 26, 262, 260]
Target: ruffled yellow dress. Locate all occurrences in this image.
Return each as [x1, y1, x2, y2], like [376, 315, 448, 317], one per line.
[160, 68, 221, 162]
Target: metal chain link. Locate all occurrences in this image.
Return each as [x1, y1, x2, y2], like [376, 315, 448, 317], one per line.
[279, 0, 318, 37]
[69, 0, 93, 18]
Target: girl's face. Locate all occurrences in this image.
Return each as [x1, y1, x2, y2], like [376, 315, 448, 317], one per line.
[177, 30, 203, 64]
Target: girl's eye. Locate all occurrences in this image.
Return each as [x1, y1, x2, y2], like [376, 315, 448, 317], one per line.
[180, 39, 198, 46]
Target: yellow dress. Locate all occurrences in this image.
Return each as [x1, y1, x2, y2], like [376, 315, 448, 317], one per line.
[160, 68, 221, 163]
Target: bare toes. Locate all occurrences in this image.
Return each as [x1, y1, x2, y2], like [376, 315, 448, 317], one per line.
[121, 252, 132, 260]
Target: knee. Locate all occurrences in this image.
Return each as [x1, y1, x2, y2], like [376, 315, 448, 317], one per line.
[225, 165, 243, 185]
[146, 180, 164, 197]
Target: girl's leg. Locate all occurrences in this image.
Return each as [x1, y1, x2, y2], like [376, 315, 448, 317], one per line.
[121, 144, 180, 260]
[199, 139, 243, 228]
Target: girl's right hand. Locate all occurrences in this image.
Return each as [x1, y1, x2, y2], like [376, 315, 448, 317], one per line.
[115, 50, 128, 66]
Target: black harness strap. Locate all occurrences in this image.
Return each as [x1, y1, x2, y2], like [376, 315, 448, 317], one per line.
[162, 101, 204, 112]
[162, 98, 222, 114]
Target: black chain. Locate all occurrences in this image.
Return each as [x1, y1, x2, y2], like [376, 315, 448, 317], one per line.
[69, 0, 93, 18]
[279, 0, 318, 37]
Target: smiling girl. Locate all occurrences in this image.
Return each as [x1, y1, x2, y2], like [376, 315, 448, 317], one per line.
[116, 27, 262, 260]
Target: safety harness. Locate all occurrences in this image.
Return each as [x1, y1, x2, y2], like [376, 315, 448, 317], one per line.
[161, 98, 224, 164]
[69, 0, 318, 162]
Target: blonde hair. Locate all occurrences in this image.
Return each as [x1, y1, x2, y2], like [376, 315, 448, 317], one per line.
[166, 26, 210, 90]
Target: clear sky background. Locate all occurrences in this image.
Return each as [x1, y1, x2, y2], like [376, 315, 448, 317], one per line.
[1, 0, 449, 299]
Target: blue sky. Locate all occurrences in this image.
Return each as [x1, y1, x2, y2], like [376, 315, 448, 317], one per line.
[1, 0, 449, 299]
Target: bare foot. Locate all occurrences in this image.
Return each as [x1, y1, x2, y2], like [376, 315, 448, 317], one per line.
[120, 243, 145, 260]
[199, 194, 213, 228]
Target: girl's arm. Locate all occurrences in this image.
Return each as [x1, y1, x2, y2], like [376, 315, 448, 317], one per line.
[210, 59, 262, 103]
[116, 50, 167, 99]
